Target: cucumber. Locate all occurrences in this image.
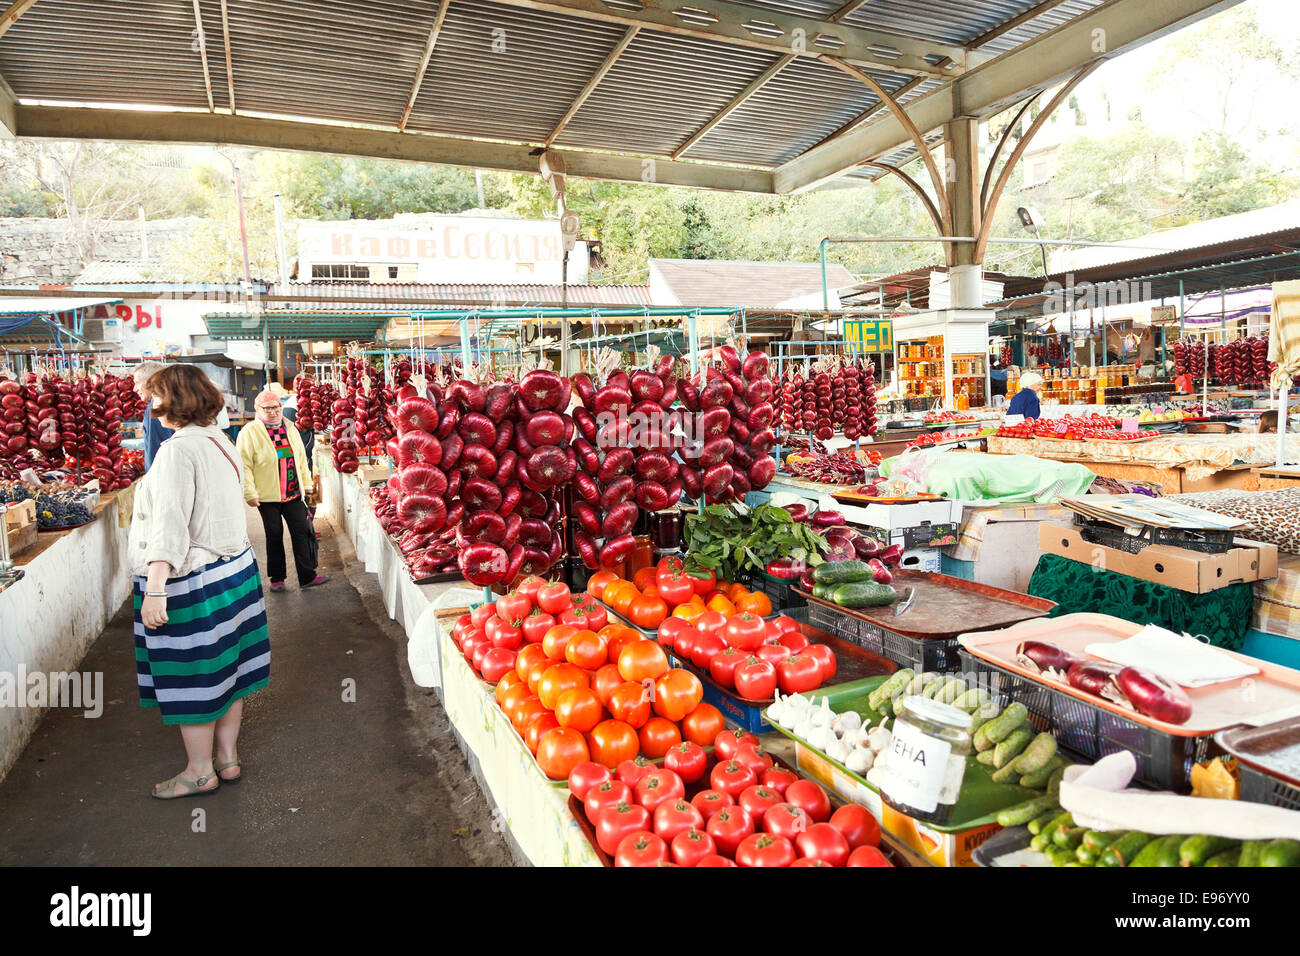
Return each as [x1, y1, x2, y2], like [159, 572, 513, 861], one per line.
[813, 560, 876, 585]
[1082, 830, 1119, 852]
[1260, 838, 1300, 868]
[901, 671, 937, 698]
[1046, 765, 1067, 799]
[991, 760, 1024, 784]
[953, 688, 990, 712]
[1130, 835, 1175, 868]
[996, 796, 1059, 828]
[1075, 844, 1100, 866]
[973, 721, 996, 752]
[831, 581, 898, 608]
[1010, 732, 1058, 775]
[935, 678, 968, 706]
[920, 677, 947, 700]
[1037, 812, 1074, 847]
[1238, 840, 1267, 868]
[983, 703, 1029, 744]
[1044, 845, 1076, 867]
[1180, 835, 1238, 867]
[1099, 831, 1153, 867]
[1157, 835, 1187, 868]
[993, 728, 1033, 769]
[867, 669, 913, 711]
[812, 583, 834, 600]
[1019, 755, 1064, 790]
[1206, 847, 1241, 868]
[1028, 809, 1061, 835]
[976, 749, 996, 766]
[1054, 826, 1086, 850]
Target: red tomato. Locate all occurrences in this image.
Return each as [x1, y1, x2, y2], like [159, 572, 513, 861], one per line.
[689, 631, 728, 669]
[618, 640, 669, 683]
[535, 727, 590, 780]
[536, 581, 571, 615]
[579, 602, 608, 632]
[614, 830, 667, 867]
[555, 687, 603, 733]
[652, 670, 703, 722]
[784, 779, 832, 823]
[656, 616, 692, 651]
[523, 712, 560, 754]
[708, 647, 748, 689]
[724, 613, 767, 651]
[470, 603, 496, 630]
[734, 658, 778, 700]
[846, 845, 894, 867]
[686, 568, 716, 596]
[634, 768, 686, 813]
[496, 590, 531, 624]
[829, 804, 882, 849]
[521, 609, 556, 644]
[759, 768, 798, 796]
[515, 575, 547, 605]
[656, 554, 685, 576]
[559, 605, 599, 631]
[671, 827, 716, 867]
[790, 857, 833, 867]
[804, 643, 837, 682]
[472, 640, 493, 673]
[771, 615, 802, 635]
[663, 741, 707, 784]
[567, 761, 612, 801]
[595, 801, 651, 855]
[564, 630, 608, 670]
[461, 630, 488, 662]
[731, 742, 773, 777]
[755, 643, 791, 666]
[696, 854, 737, 867]
[653, 798, 703, 843]
[607, 681, 651, 729]
[690, 789, 733, 821]
[738, 784, 783, 820]
[705, 805, 754, 858]
[735, 832, 796, 867]
[762, 803, 811, 840]
[776, 630, 810, 653]
[591, 664, 624, 708]
[479, 647, 516, 683]
[672, 626, 700, 662]
[584, 779, 632, 821]
[637, 717, 681, 759]
[694, 610, 728, 638]
[709, 759, 758, 799]
[656, 571, 697, 608]
[796, 822, 851, 866]
[777, 653, 823, 694]
[617, 756, 654, 787]
[714, 728, 760, 762]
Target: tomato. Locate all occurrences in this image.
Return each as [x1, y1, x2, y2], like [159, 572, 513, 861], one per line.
[604, 581, 639, 617]
[775, 630, 810, 653]
[724, 612, 767, 651]
[754, 643, 791, 666]
[735, 832, 796, 867]
[784, 779, 832, 823]
[535, 727, 590, 780]
[559, 605, 597, 632]
[496, 590, 531, 624]
[637, 716, 681, 759]
[656, 571, 697, 608]
[523, 711, 560, 754]
[461, 630, 488, 663]
[653, 798, 703, 843]
[710, 759, 758, 800]
[511, 696, 547, 734]
[607, 681, 651, 728]
[671, 827, 716, 867]
[708, 647, 748, 689]
[583, 779, 632, 820]
[715, 728, 760, 762]
[579, 602, 607, 632]
[536, 581, 571, 615]
[473, 640, 495, 674]
[494, 670, 524, 706]
[656, 554, 685, 577]
[524, 654, 554, 695]
[690, 789, 733, 821]
[686, 567, 715, 595]
[567, 761, 613, 801]
[845, 845, 893, 867]
[652, 669, 702, 722]
[762, 803, 810, 840]
[594, 801, 651, 855]
[706, 594, 737, 617]
[829, 803, 882, 849]
[541, 624, 577, 661]
[696, 854, 737, 867]
[694, 610, 728, 638]
[605, 627, 643, 664]
[586, 570, 618, 601]
[634, 768, 685, 813]
[680, 703, 725, 748]
[537, 662, 588, 711]
[804, 643, 837, 682]
[628, 594, 669, 630]
[470, 603, 496, 630]
[488, 616, 525, 649]
[521, 609, 556, 644]
[479, 646, 517, 683]
[614, 829, 667, 867]
[656, 616, 691, 651]
[731, 743, 773, 777]
[689, 631, 727, 669]
[617, 756, 654, 787]
[663, 741, 707, 784]
[759, 768, 798, 796]
[705, 806, 754, 858]
[777, 653, 823, 694]
[587, 720, 639, 769]
[775, 615, 805, 634]
[736, 591, 773, 617]
[515, 574, 547, 605]
[672, 602, 706, 623]
[738, 784, 783, 820]
[555, 687, 603, 733]
[734, 658, 778, 700]
[591, 664, 624, 708]
[564, 629, 608, 670]
[617, 640, 668, 683]
[672, 626, 700, 662]
[790, 857, 833, 867]
[498, 682, 531, 721]
[795, 822, 850, 866]
[515, 643, 549, 682]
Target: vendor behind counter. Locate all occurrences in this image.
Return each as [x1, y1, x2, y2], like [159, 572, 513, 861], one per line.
[1007, 371, 1043, 420]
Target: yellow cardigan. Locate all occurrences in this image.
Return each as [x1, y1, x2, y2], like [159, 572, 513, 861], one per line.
[235, 418, 313, 503]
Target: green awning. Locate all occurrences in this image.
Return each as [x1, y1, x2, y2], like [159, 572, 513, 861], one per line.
[203, 310, 395, 342]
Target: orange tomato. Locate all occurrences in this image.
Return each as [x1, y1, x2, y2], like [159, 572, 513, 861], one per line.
[536, 727, 590, 780]
[695, 610, 729, 637]
[607, 680, 652, 729]
[511, 695, 548, 733]
[587, 719, 640, 769]
[707, 594, 737, 616]
[537, 662, 589, 711]
[606, 627, 644, 664]
[598, 622, 627, 643]
[565, 629, 607, 670]
[633, 566, 658, 591]
[542, 624, 578, 661]
[638, 716, 682, 759]
[605, 581, 639, 617]
[628, 594, 669, 630]
[737, 591, 773, 617]
[524, 655, 554, 695]
[641, 584, 660, 600]
[554, 687, 604, 733]
[498, 681, 531, 719]
[726, 582, 750, 602]
[586, 570, 619, 601]
[591, 663, 624, 708]
[618, 640, 669, 683]
[523, 710, 560, 753]
[515, 643, 549, 682]
[673, 602, 706, 622]
[494, 670, 524, 707]
[680, 702, 726, 747]
[653, 669, 703, 722]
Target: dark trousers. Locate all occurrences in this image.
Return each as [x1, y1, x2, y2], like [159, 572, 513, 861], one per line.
[257, 496, 318, 586]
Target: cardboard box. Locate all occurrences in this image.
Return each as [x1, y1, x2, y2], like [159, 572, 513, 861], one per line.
[359, 459, 392, 485]
[1038, 523, 1278, 593]
[4, 499, 36, 530]
[860, 523, 958, 550]
[897, 547, 941, 572]
[821, 494, 962, 533]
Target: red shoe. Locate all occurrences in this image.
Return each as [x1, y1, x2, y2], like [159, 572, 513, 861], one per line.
[269, 581, 286, 592]
[302, 574, 331, 589]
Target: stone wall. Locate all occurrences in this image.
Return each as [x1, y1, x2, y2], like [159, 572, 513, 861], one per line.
[0, 217, 200, 284]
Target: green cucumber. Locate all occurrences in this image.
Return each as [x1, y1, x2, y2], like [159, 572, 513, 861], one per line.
[983, 703, 1029, 744]
[953, 688, 990, 712]
[1028, 809, 1061, 835]
[867, 669, 913, 711]
[990, 760, 1024, 784]
[1044, 845, 1076, 867]
[1054, 826, 1086, 850]
[1082, 830, 1119, 852]
[973, 721, 996, 752]
[1075, 844, 1100, 866]
[1180, 835, 1238, 867]
[1157, 835, 1187, 867]
[813, 560, 876, 585]
[831, 581, 898, 608]
[1130, 835, 1176, 868]
[993, 728, 1033, 769]
[1238, 840, 1267, 868]
[1260, 839, 1300, 867]
[996, 796, 1059, 828]
[812, 583, 834, 599]
[935, 678, 968, 705]
[1046, 764, 1067, 799]
[1206, 847, 1241, 868]
[1010, 733, 1058, 775]
[1019, 755, 1064, 790]
[1099, 832, 1154, 867]
[920, 677, 947, 700]
[976, 749, 996, 766]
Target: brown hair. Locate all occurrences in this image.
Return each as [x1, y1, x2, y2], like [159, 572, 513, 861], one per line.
[147, 365, 223, 428]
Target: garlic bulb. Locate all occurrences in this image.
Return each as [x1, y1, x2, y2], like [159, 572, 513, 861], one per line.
[842, 727, 870, 750]
[846, 748, 874, 775]
[827, 738, 852, 764]
[767, 693, 786, 726]
[809, 698, 834, 729]
[793, 715, 816, 739]
[807, 725, 837, 753]
[866, 725, 893, 755]
[831, 711, 862, 738]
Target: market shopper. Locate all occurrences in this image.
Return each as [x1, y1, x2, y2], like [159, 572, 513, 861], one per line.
[132, 360, 174, 470]
[236, 388, 328, 592]
[129, 364, 270, 798]
[278, 380, 315, 473]
[1007, 371, 1044, 420]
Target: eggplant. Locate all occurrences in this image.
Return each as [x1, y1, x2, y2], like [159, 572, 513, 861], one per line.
[1015, 640, 1083, 676]
[1115, 667, 1193, 725]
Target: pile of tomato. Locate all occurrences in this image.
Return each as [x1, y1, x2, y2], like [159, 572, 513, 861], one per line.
[591, 556, 775, 631]
[996, 413, 1132, 441]
[906, 429, 979, 449]
[661, 613, 835, 700]
[568, 732, 892, 866]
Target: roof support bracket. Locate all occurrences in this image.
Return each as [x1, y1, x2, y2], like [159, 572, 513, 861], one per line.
[190, 0, 216, 113]
[399, 0, 453, 131]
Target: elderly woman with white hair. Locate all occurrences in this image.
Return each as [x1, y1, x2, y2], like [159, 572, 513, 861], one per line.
[235, 388, 328, 592]
[1007, 371, 1045, 420]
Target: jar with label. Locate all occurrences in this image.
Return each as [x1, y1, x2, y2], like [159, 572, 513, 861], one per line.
[876, 696, 972, 824]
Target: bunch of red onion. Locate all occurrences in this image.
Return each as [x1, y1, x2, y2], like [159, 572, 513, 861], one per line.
[329, 357, 364, 474]
[294, 376, 321, 431]
[777, 358, 876, 440]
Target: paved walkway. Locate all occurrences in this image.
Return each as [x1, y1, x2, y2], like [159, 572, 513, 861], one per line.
[0, 509, 513, 866]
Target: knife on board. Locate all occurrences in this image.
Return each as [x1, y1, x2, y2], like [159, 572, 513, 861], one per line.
[893, 586, 916, 617]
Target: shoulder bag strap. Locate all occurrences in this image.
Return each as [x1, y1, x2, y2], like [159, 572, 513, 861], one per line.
[206, 435, 242, 483]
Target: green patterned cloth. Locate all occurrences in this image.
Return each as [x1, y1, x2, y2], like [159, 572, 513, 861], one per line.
[1027, 553, 1253, 650]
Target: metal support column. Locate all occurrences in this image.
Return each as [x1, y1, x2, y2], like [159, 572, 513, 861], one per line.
[687, 311, 700, 374]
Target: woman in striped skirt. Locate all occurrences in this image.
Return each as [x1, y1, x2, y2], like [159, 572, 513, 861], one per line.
[128, 365, 270, 799]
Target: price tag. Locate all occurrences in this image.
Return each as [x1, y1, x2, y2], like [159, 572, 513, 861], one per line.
[879, 718, 951, 815]
[1121, 418, 1140, 433]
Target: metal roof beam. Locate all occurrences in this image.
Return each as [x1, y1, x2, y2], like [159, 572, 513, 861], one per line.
[218, 0, 237, 114]
[399, 0, 452, 131]
[774, 0, 1243, 193]
[0, 72, 15, 138]
[672, 53, 794, 158]
[484, 0, 972, 76]
[190, 0, 216, 113]
[13, 104, 775, 192]
[0, 0, 38, 40]
[547, 25, 640, 147]
[966, 0, 1073, 50]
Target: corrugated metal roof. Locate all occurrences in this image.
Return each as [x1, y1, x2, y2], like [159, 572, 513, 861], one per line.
[650, 258, 855, 307]
[267, 281, 652, 307]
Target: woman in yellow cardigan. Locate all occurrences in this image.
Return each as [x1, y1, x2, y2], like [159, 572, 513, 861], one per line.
[236, 389, 329, 592]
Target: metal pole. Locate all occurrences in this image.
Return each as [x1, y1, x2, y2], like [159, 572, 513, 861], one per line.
[820, 240, 829, 311]
[273, 193, 291, 289]
[459, 315, 472, 370]
[687, 311, 700, 374]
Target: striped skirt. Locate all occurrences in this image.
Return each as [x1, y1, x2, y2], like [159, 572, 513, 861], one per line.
[132, 547, 271, 726]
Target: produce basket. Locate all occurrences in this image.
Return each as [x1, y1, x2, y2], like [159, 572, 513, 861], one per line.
[1215, 719, 1300, 811]
[738, 567, 805, 611]
[1075, 519, 1238, 555]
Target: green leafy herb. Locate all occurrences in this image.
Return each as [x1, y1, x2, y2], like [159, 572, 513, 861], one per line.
[683, 503, 829, 582]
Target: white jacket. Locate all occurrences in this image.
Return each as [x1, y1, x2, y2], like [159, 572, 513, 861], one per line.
[127, 424, 252, 578]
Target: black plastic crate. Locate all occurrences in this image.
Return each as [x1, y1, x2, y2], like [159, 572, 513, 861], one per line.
[805, 600, 962, 672]
[958, 649, 1211, 792]
[1239, 765, 1300, 811]
[1075, 518, 1237, 555]
[739, 569, 806, 611]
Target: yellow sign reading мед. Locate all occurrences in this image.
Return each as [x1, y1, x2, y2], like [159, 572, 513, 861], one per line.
[844, 319, 893, 353]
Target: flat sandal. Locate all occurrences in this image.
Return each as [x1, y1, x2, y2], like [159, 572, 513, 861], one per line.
[215, 759, 242, 784]
[151, 772, 220, 800]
